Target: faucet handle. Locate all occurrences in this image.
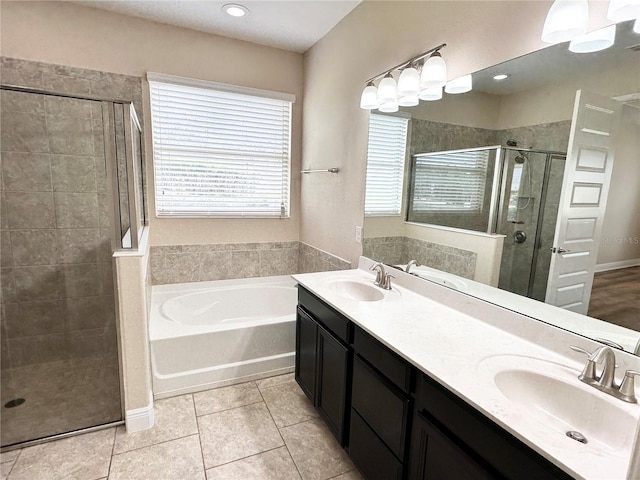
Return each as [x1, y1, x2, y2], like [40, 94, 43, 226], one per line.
[618, 370, 640, 403]
[570, 345, 598, 384]
[381, 273, 395, 290]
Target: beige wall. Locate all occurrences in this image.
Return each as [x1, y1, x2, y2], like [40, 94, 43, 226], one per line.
[1, 0, 304, 246]
[301, 0, 613, 266]
[598, 105, 640, 265]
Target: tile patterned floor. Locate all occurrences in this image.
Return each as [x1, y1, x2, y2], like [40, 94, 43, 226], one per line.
[0, 373, 363, 480]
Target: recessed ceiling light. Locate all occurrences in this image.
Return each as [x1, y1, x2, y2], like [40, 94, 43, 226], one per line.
[493, 74, 510, 81]
[223, 3, 248, 17]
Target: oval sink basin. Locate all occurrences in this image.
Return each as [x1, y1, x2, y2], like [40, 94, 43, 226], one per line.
[326, 279, 385, 302]
[479, 355, 638, 455]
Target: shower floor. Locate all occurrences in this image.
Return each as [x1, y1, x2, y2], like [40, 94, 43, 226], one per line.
[1, 354, 121, 447]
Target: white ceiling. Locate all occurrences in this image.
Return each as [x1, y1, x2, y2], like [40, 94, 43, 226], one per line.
[72, 0, 362, 53]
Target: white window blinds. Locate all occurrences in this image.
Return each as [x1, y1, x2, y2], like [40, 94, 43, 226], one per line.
[411, 149, 490, 212]
[365, 114, 409, 216]
[149, 75, 293, 218]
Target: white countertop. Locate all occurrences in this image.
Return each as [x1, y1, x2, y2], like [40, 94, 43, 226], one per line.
[293, 262, 640, 480]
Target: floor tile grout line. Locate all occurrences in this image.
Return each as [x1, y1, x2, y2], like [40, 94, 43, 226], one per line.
[105, 426, 117, 480]
[190, 394, 208, 479]
[257, 383, 304, 480]
[204, 444, 288, 473]
[111, 431, 201, 457]
[194, 398, 264, 419]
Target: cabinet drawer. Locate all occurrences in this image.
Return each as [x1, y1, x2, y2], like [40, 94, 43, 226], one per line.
[349, 409, 403, 480]
[298, 286, 351, 343]
[416, 374, 573, 480]
[352, 355, 410, 459]
[354, 326, 413, 393]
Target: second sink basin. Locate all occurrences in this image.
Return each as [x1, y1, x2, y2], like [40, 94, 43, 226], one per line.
[479, 355, 638, 455]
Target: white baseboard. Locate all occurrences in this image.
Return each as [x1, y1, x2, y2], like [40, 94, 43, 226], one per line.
[125, 396, 155, 433]
[595, 258, 640, 273]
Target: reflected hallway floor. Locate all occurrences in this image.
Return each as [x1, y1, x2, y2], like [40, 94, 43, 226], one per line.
[0, 373, 363, 480]
[588, 266, 640, 331]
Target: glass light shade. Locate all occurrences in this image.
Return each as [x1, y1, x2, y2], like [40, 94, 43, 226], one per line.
[607, 0, 640, 22]
[444, 75, 473, 94]
[635, 18, 640, 34]
[377, 74, 398, 104]
[420, 53, 447, 89]
[360, 84, 378, 110]
[397, 67, 421, 97]
[378, 99, 399, 113]
[569, 25, 616, 53]
[541, 0, 589, 44]
[418, 87, 443, 101]
[398, 95, 419, 107]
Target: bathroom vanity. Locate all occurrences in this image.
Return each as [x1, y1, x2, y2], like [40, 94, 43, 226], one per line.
[293, 260, 640, 480]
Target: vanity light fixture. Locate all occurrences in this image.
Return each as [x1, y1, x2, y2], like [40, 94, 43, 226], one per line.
[541, 0, 589, 43]
[607, 0, 640, 22]
[360, 43, 456, 111]
[223, 3, 249, 17]
[493, 73, 510, 80]
[569, 25, 616, 52]
[444, 74, 473, 94]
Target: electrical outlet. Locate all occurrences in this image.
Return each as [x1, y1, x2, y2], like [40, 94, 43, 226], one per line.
[355, 225, 363, 243]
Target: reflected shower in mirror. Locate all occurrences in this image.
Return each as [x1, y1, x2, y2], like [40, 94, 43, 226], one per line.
[362, 20, 640, 353]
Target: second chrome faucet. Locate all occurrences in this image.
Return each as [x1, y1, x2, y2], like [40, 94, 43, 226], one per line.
[571, 345, 640, 403]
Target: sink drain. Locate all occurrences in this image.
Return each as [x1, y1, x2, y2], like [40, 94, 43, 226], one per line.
[4, 398, 25, 408]
[566, 430, 588, 444]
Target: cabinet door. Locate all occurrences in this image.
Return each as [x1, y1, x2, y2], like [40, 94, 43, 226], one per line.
[317, 324, 349, 445]
[409, 411, 501, 480]
[295, 307, 318, 404]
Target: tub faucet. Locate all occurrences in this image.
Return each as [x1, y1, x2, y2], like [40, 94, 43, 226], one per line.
[405, 260, 418, 273]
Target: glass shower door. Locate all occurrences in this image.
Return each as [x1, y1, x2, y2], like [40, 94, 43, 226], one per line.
[0, 89, 122, 447]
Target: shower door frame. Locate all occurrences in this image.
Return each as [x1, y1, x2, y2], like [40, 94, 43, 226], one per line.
[494, 147, 568, 299]
[0, 84, 135, 450]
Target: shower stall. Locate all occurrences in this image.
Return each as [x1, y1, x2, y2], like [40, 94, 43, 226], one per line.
[0, 84, 145, 448]
[409, 146, 567, 300]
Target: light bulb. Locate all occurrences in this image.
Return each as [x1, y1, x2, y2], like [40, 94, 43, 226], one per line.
[378, 99, 399, 113]
[569, 25, 616, 53]
[418, 87, 442, 101]
[397, 67, 421, 97]
[398, 95, 419, 107]
[420, 52, 447, 89]
[444, 75, 473, 94]
[360, 83, 378, 110]
[541, 0, 589, 44]
[607, 0, 640, 22]
[377, 73, 398, 104]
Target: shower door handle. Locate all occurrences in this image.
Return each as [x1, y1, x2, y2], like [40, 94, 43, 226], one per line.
[551, 247, 571, 254]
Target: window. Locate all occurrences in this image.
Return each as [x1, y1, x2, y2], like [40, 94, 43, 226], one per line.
[148, 73, 294, 218]
[364, 114, 409, 216]
[410, 149, 490, 213]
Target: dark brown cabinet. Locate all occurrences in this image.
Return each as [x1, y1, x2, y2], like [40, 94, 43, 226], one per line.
[295, 285, 576, 480]
[295, 286, 351, 445]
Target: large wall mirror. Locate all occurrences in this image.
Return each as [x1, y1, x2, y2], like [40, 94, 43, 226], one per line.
[362, 20, 640, 354]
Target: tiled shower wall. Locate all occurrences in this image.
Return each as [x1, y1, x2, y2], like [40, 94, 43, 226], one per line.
[0, 57, 145, 368]
[362, 236, 477, 280]
[150, 242, 351, 285]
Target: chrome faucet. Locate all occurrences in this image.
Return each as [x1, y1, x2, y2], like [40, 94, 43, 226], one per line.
[571, 345, 639, 403]
[405, 260, 418, 273]
[369, 263, 394, 290]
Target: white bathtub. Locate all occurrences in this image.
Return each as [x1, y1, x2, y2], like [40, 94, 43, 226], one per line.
[150, 275, 298, 398]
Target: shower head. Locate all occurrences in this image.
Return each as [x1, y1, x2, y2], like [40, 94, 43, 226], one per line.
[515, 155, 526, 164]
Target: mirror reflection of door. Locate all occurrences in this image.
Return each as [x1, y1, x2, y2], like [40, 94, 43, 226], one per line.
[546, 90, 622, 315]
